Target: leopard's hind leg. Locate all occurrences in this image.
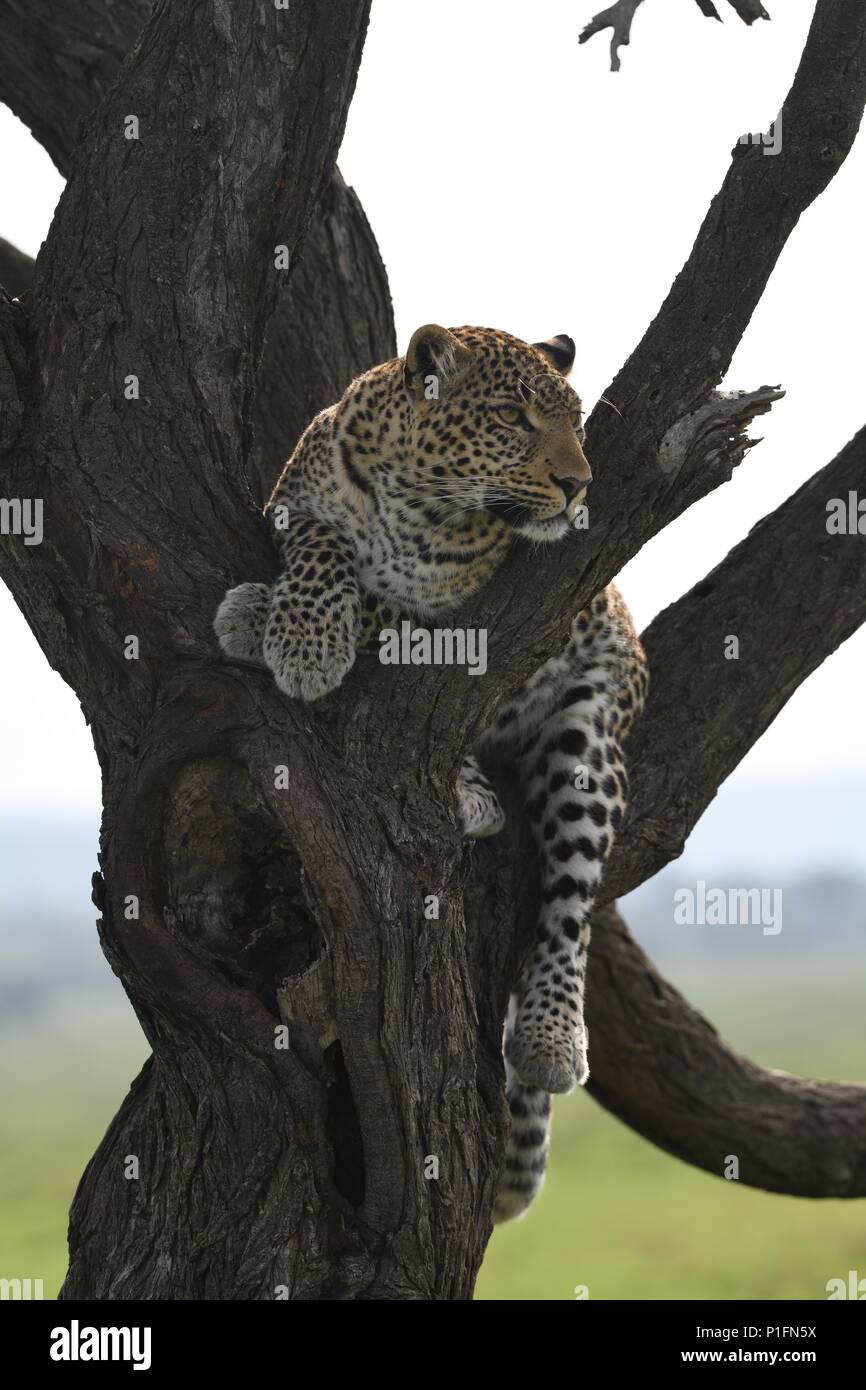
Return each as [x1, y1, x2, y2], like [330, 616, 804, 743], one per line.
[456, 644, 576, 839]
[507, 601, 633, 1094]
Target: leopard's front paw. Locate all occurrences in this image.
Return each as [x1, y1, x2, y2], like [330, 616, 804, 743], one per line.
[214, 583, 271, 666]
[263, 591, 360, 703]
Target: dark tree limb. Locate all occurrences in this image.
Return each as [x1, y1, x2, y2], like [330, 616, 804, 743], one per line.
[0, 0, 147, 174]
[586, 906, 866, 1197]
[604, 421, 866, 901]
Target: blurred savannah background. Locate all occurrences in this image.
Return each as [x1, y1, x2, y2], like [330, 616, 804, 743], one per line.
[2, 0, 864, 1299]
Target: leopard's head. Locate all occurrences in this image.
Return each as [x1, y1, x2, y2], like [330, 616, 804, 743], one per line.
[403, 324, 591, 542]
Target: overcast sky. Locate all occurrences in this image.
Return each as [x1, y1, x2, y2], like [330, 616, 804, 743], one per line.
[1, 0, 864, 816]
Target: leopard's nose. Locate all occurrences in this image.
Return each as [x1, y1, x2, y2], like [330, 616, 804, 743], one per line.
[552, 473, 590, 503]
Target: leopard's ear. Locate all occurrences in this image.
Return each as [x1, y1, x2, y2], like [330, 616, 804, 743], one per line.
[404, 324, 469, 403]
[532, 334, 576, 376]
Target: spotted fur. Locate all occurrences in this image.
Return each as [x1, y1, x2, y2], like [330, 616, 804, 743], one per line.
[214, 326, 648, 1223]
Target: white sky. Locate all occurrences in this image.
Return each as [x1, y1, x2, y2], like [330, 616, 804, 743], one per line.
[1, 0, 864, 812]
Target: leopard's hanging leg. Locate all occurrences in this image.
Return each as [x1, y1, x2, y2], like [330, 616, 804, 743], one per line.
[507, 600, 633, 1094]
[456, 650, 580, 1220]
[456, 642, 577, 840]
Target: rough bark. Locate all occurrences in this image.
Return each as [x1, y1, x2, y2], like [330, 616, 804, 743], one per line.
[0, 0, 143, 172]
[0, 0, 864, 1302]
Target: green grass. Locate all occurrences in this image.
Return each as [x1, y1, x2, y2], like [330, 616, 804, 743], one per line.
[1, 967, 863, 1300]
[0, 1002, 150, 1299]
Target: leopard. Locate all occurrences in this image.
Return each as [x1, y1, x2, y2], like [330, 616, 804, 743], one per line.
[214, 324, 648, 1223]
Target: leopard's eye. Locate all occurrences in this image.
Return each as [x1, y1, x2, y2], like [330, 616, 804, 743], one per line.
[495, 405, 523, 427]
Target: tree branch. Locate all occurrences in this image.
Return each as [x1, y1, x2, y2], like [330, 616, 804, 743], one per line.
[0, 0, 148, 175]
[580, 0, 771, 71]
[586, 905, 866, 1197]
[603, 422, 866, 901]
[579, 1, 645, 72]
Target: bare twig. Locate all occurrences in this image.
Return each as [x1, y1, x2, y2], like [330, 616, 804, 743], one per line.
[580, 0, 771, 71]
[725, 0, 771, 22]
[579, 1, 645, 71]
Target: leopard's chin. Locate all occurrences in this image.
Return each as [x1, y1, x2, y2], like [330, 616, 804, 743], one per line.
[513, 514, 572, 543]
[485, 498, 572, 542]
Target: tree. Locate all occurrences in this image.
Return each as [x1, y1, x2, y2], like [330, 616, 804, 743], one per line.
[1, 0, 865, 1301]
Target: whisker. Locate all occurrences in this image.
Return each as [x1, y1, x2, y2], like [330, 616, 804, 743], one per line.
[597, 394, 624, 421]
